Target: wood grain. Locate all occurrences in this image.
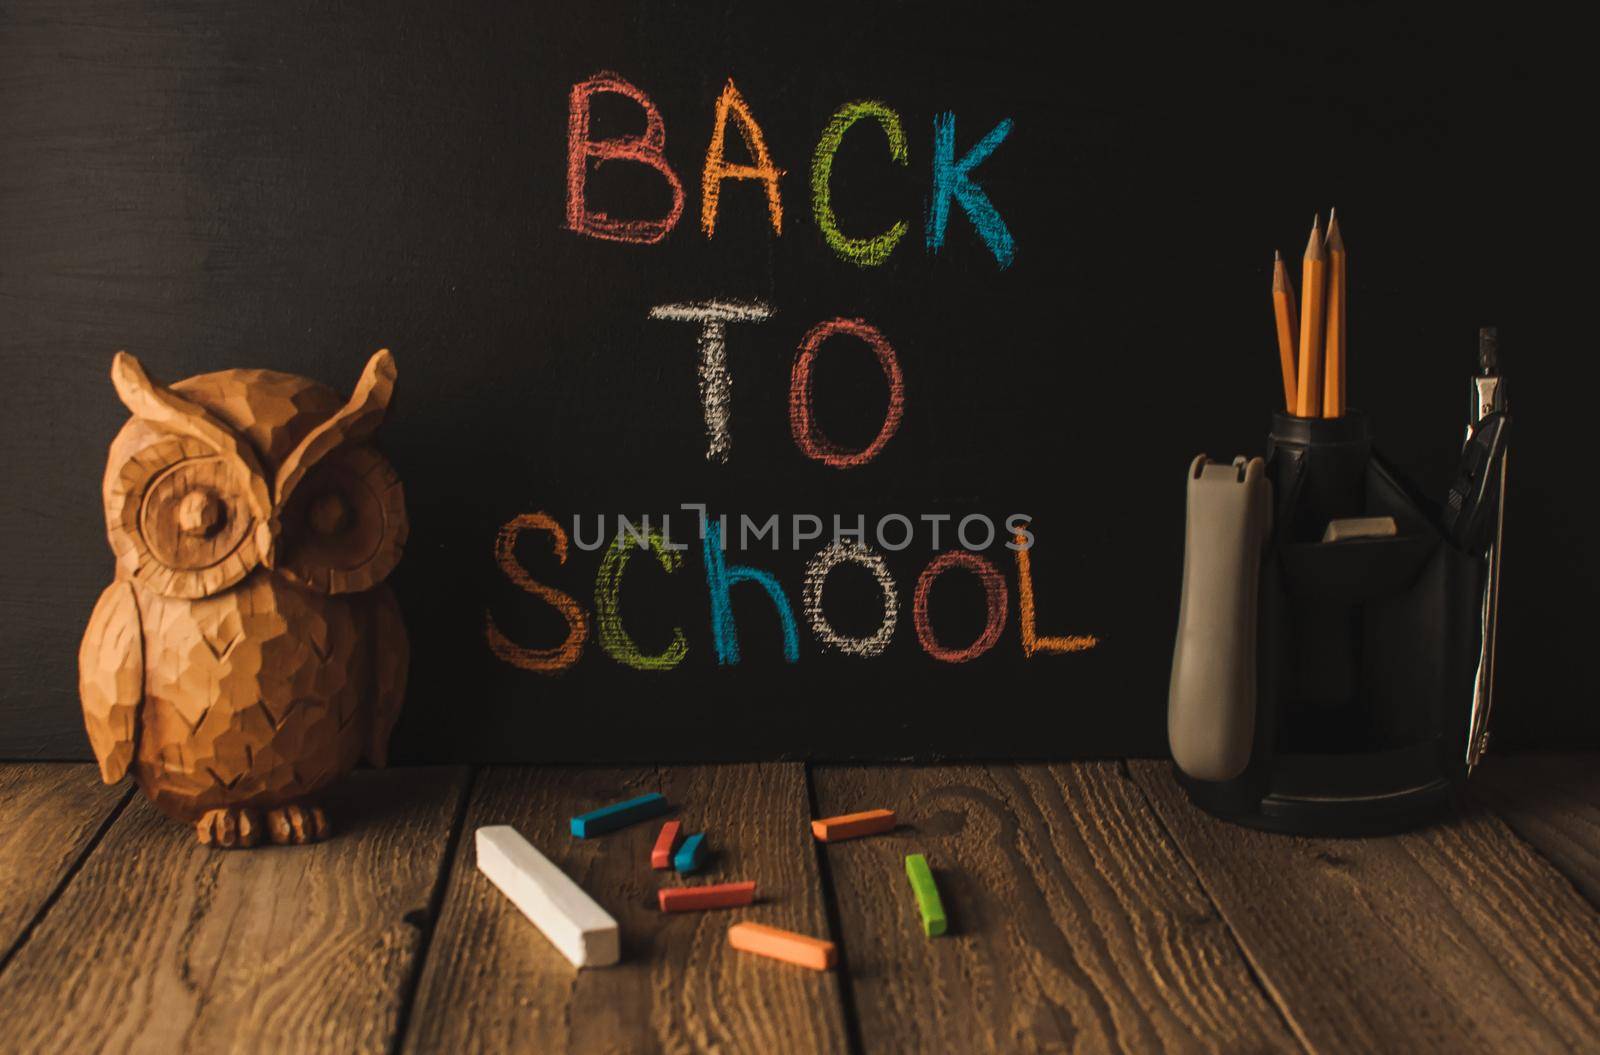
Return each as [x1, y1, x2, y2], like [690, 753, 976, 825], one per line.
[0, 766, 467, 1054]
[812, 763, 1300, 1054]
[1472, 753, 1600, 907]
[402, 764, 849, 1054]
[1133, 760, 1600, 1054]
[0, 763, 129, 961]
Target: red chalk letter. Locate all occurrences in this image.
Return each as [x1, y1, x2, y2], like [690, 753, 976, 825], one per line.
[567, 71, 685, 244]
[913, 551, 1008, 663]
[702, 79, 784, 237]
[485, 512, 589, 672]
[789, 318, 905, 469]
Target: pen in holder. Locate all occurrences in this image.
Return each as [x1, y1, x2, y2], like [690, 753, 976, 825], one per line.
[1170, 408, 1491, 835]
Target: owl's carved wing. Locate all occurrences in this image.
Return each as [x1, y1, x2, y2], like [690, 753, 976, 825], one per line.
[367, 584, 408, 767]
[79, 581, 143, 783]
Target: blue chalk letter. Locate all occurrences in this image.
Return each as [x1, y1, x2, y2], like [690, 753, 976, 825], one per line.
[703, 522, 800, 664]
[925, 113, 1015, 269]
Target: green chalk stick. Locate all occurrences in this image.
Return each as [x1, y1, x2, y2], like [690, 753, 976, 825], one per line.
[904, 853, 947, 937]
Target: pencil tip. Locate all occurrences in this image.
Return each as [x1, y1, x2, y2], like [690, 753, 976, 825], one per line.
[1325, 211, 1345, 252]
[1303, 219, 1325, 258]
[1274, 249, 1282, 261]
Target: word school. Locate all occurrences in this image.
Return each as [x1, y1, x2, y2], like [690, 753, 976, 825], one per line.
[486, 514, 1098, 673]
[567, 72, 1017, 268]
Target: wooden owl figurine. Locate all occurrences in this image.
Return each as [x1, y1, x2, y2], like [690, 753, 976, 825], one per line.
[78, 349, 408, 848]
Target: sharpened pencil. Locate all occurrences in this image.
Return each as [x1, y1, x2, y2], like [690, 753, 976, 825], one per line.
[1322, 209, 1347, 417]
[1272, 251, 1299, 413]
[1295, 214, 1327, 417]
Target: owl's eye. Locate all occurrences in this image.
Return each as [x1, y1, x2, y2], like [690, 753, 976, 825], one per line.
[306, 492, 350, 535]
[176, 490, 227, 537]
[107, 436, 263, 598]
[277, 444, 406, 594]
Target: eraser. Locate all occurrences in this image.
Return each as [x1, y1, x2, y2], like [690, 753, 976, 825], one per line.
[658, 880, 756, 913]
[904, 853, 947, 937]
[475, 825, 619, 968]
[650, 820, 682, 870]
[570, 792, 669, 838]
[673, 832, 707, 873]
[810, 808, 895, 843]
[727, 922, 837, 971]
[1321, 515, 1398, 543]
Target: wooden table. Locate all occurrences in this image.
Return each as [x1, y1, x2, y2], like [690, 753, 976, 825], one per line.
[0, 756, 1595, 1053]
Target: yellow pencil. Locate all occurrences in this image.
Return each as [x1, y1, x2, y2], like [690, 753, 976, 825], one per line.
[1322, 209, 1347, 417]
[1295, 214, 1326, 417]
[1272, 251, 1299, 413]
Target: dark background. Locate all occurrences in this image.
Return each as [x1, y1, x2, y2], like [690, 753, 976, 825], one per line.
[0, 2, 1575, 761]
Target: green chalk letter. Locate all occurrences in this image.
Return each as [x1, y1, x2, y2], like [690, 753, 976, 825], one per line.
[811, 101, 908, 268]
[595, 525, 689, 671]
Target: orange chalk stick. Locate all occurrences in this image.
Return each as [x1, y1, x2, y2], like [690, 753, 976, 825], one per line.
[650, 820, 682, 870]
[811, 808, 895, 842]
[727, 922, 837, 971]
[658, 881, 757, 913]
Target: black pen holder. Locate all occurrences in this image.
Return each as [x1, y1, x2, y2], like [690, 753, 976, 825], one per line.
[1178, 410, 1487, 835]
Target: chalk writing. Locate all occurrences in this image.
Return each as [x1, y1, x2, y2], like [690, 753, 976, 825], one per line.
[789, 317, 905, 468]
[567, 72, 685, 244]
[803, 541, 900, 656]
[913, 551, 1008, 662]
[596, 525, 689, 671]
[703, 522, 801, 665]
[927, 113, 1015, 268]
[811, 101, 909, 267]
[650, 300, 772, 463]
[1014, 530, 1100, 656]
[485, 512, 588, 672]
[702, 79, 784, 237]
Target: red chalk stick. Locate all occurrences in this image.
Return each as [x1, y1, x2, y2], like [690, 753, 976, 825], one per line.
[650, 820, 682, 870]
[657, 881, 757, 913]
[811, 808, 896, 843]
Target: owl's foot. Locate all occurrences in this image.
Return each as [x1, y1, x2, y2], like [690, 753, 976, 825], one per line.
[264, 803, 330, 845]
[195, 807, 262, 849]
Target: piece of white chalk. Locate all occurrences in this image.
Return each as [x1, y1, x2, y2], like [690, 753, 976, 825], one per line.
[475, 825, 620, 968]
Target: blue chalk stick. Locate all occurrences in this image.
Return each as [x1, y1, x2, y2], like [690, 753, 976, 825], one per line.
[570, 793, 669, 838]
[673, 832, 707, 873]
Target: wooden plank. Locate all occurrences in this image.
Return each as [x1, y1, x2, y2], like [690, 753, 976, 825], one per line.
[403, 764, 849, 1054]
[1472, 753, 1600, 907]
[0, 763, 129, 961]
[0, 766, 468, 1054]
[1132, 760, 1600, 1054]
[813, 763, 1300, 1054]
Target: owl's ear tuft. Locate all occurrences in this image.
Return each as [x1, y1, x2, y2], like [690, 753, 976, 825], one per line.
[110, 351, 161, 416]
[274, 349, 398, 508]
[360, 349, 397, 417]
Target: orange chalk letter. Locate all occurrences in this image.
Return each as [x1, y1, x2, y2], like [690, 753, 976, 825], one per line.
[701, 78, 784, 237]
[1014, 530, 1099, 656]
[485, 512, 589, 672]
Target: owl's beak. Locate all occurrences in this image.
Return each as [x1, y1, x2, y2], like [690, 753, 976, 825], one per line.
[255, 519, 278, 569]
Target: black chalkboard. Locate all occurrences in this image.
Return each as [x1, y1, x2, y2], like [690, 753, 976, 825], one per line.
[1, 2, 1583, 761]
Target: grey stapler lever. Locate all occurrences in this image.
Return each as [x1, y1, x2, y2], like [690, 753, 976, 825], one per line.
[1169, 455, 1271, 782]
